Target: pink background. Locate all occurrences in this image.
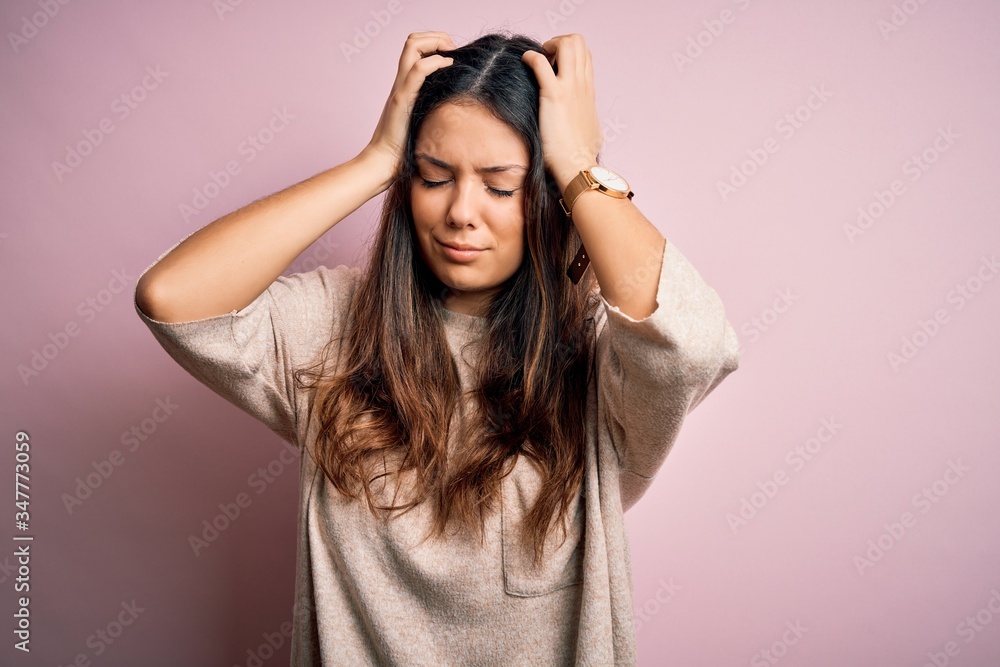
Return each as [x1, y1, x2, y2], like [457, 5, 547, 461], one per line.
[3, 0, 999, 665]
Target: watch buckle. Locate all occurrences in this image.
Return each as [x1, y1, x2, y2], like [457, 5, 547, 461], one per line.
[559, 197, 572, 218]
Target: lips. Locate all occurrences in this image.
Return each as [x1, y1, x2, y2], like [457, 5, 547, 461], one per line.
[436, 238, 486, 263]
[438, 240, 485, 251]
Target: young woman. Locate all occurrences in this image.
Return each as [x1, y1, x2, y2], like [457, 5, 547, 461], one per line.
[135, 30, 740, 666]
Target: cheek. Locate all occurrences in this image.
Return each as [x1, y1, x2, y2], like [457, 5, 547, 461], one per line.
[496, 214, 526, 261]
[409, 189, 437, 235]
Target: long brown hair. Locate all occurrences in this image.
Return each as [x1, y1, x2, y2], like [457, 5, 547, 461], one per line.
[294, 33, 600, 567]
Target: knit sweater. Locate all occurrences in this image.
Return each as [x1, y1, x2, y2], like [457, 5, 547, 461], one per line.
[134, 238, 740, 665]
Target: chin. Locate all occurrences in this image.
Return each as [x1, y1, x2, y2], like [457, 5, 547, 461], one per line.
[438, 272, 487, 294]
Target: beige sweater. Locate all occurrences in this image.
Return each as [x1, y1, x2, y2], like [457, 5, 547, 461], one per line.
[135, 238, 740, 665]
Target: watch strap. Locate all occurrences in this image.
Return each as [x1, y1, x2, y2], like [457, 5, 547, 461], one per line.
[567, 242, 589, 284]
[560, 167, 635, 284]
[559, 170, 595, 218]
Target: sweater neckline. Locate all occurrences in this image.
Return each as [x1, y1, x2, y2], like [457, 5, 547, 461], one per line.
[433, 298, 487, 333]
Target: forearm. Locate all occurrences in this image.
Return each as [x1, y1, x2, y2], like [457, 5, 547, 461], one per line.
[137, 149, 392, 323]
[554, 170, 667, 320]
[522, 33, 666, 320]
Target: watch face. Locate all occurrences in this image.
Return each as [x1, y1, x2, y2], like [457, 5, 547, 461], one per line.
[589, 166, 629, 192]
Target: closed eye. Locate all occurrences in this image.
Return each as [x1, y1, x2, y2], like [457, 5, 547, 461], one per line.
[418, 179, 515, 198]
[487, 186, 515, 198]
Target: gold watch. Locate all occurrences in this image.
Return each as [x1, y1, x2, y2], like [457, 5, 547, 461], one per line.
[559, 166, 634, 284]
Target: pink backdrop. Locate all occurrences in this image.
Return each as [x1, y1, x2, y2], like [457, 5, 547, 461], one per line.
[3, 0, 999, 665]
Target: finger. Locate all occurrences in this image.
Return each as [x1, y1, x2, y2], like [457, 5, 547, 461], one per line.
[521, 50, 557, 90]
[397, 32, 457, 75]
[398, 35, 453, 78]
[542, 34, 589, 79]
[404, 30, 457, 52]
[401, 53, 454, 94]
[413, 31, 458, 55]
[575, 36, 591, 80]
[537, 37, 558, 71]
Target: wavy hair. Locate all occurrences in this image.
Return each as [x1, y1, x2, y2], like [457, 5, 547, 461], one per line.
[294, 32, 600, 567]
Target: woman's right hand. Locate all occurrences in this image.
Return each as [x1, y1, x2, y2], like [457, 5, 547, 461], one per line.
[362, 31, 457, 186]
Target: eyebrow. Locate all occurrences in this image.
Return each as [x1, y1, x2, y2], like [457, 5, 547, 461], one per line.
[414, 153, 527, 174]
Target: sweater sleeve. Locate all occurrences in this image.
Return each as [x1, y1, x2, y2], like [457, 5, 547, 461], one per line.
[594, 239, 741, 512]
[133, 262, 361, 448]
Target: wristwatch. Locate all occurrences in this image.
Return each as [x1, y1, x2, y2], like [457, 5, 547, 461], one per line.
[559, 166, 634, 284]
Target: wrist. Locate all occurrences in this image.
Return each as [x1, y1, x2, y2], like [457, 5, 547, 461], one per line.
[355, 145, 398, 194]
[557, 164, 634, 220]
[551, 158, 598, 194]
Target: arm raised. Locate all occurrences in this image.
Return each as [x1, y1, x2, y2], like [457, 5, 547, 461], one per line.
[137, 31, 457, 323]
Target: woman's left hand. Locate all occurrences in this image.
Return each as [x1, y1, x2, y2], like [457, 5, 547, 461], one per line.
[521, 34, 603, 192]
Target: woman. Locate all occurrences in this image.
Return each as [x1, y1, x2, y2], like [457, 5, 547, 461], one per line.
[135, 30, 740, 666]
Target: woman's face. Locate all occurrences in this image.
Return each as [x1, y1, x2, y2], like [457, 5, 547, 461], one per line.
[410, 100, 530, 317]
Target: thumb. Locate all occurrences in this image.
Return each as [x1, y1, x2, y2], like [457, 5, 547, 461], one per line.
[521, 50, 557, 88]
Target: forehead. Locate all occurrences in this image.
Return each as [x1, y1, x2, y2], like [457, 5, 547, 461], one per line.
[414, 101, 528, 167]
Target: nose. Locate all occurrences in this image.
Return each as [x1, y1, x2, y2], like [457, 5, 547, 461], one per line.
[446, 178, 478, 228]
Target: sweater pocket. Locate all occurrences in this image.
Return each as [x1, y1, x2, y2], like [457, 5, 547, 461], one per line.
[500, 480, 585, 597]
